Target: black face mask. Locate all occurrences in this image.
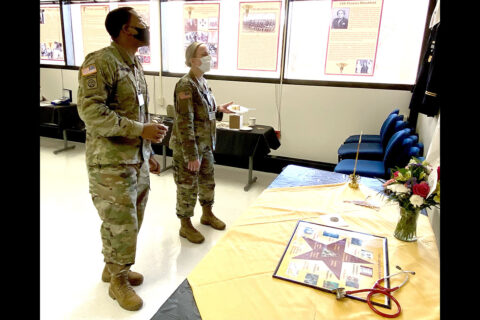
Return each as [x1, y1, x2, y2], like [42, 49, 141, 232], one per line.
[131, 26, 150, 44]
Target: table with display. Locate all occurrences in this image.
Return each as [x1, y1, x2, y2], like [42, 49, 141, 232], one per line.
[215, 124, 281, 191]
[153, 119, 281, 191]
[39, 102, 85, 154]
[151, 165, 440, 320]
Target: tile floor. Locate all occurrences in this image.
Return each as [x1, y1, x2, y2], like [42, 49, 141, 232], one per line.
[40, 136, 278, 320]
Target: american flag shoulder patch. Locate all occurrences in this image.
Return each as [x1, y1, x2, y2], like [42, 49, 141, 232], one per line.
[82, 64, 97, 76]
[178, 91, 192, 100]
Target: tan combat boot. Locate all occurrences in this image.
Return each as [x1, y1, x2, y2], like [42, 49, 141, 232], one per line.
[200, 206, 226, 230]
[107, 263, 143, 311]
[179, 217, 205, 243]
[102, 264, 144, 286]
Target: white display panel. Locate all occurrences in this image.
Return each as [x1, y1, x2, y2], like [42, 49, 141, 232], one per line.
[284, 0, 430, 85]
[161, 0, 286, 78]
[66, 0, 161, 72]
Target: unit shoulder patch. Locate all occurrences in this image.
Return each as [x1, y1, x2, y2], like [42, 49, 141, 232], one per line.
[86, 76, 97, 89]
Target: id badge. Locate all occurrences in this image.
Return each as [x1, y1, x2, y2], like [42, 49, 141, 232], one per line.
[209, 111, 216, 120]
[138, 94, 145, 107]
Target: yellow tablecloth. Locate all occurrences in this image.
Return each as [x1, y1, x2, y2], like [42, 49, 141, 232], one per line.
[188, 183, 440, 320]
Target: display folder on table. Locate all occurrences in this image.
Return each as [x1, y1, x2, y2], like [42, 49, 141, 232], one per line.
[273, 220, 390, 309]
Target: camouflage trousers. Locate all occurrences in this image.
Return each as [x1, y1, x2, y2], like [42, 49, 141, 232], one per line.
[173, 147, 215, 218]
[87, 161, 150, 266]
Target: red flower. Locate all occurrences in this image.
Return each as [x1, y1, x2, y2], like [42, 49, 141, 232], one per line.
[437, 166, 440, 180]
[412, 182, 430, 198]
[393, 171, 400, 178]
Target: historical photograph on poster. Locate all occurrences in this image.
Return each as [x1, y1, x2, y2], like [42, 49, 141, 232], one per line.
[355, 59, 373, 74]
[242, 12, 276, 33]
[331, 8, 349, 29]
[185, 19, 198, 32]
[273, 220, 390, 308]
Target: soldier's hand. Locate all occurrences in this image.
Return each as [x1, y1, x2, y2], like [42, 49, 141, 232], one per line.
[187, 159, 201, 172]
[149, 156, 161, 174]
[218, 101, 234, 113]
[142, 123, 168, 143]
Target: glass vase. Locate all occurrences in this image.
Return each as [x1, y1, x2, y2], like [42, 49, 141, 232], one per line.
[394, 207, 420, 242]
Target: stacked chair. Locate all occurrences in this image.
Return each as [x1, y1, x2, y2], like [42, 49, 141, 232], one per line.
[343, 109, 399, 144]
[334, 128, 421, 179]
[338, 115, 407, 161]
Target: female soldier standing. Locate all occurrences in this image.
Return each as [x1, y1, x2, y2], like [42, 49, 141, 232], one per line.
[169, 42, 234, 243]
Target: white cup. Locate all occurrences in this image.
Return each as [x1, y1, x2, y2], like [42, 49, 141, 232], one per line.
[248, 117, 256, 126]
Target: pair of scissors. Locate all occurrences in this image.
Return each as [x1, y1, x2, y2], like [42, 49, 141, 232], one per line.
[332, 266, 415, 318]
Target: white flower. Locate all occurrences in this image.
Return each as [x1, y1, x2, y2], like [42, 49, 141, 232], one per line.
[410, 194, 424, 207]
[387, 183, 410, 194]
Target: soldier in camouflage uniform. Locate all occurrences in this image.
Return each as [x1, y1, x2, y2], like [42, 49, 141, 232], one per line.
[170, 42, 234, 244]
[77, 7, 168, 311]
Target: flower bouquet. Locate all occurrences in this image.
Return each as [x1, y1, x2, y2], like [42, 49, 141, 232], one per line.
[382, 157, 440, 242]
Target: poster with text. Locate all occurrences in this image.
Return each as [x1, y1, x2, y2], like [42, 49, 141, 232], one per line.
[119, 3, 151, 65]
[183, 3, 220, 69]
[81, 5, 111, 56]
[40, 6, 64, 61]
[274, 220, 390, 308]
[325, 0, 384, 76]
[237, 1, 282, 71]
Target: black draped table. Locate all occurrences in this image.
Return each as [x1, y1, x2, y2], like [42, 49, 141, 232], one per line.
[152, 120, 281, 191]
[215, 125, 281, 190]
[39, 102, 85, 154]
[151, 116, 175, 173]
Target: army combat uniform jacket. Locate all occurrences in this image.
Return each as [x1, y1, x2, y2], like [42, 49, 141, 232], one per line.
[77, 41, 152, 166]
[170, 70, 223, 163]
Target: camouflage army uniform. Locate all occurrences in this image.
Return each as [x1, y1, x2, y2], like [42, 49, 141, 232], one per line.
[170, 70, 223, 218]
[77, 41, 152, 266]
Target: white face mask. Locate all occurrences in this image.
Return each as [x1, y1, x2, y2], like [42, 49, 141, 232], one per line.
[198, 56, 211, 73]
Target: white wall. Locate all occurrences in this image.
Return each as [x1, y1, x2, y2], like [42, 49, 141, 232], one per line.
[41, 67, 415, 164]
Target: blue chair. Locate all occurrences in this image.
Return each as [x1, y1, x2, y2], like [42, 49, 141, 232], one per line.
[338, 118, 406, 161]
[393, 136, 417, 168]
[344, 109, 399, 144]
[416, 142, 424, 157]
[334, 128, 412, 179]
[406, 134, 423, 157]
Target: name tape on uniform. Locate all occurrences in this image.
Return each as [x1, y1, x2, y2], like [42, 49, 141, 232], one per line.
[82, 64, 97, 76]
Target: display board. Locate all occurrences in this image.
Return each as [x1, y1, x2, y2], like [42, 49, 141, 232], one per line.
[80, 5, 111, 56]
[183, 3, 221, 69]
[40, 5, 64, 62]
[273, 220, 390, 308]
[237, 1, 282, 71]
[325, 0, 384, 76]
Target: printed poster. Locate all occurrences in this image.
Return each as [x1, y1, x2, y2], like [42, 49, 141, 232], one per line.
[40, 6, 64, 61]
[237, 1, 282, 71]
[183, 3, 220, 69]
[81, 5, 111, 56]
[325, 0, 384, 76]
[273, 220, 390, 308]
